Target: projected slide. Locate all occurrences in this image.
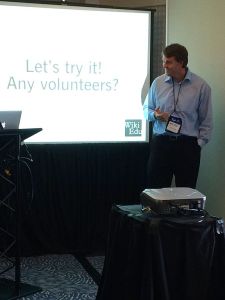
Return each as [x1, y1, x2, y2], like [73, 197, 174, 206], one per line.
[0, 2, 152, 143]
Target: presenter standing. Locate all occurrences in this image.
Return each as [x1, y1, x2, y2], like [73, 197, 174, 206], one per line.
[143, 43, 213, 188]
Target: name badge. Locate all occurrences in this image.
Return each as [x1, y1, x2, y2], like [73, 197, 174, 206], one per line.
[166, 115, 182, 134]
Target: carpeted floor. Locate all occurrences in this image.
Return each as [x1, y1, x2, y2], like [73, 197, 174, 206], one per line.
[0, 254, 104, 299]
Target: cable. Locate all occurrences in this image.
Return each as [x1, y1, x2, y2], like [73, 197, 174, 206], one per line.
[0, 143, 34, 214]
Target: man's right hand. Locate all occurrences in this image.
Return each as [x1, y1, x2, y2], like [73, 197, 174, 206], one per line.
[154, 107, 170, 122]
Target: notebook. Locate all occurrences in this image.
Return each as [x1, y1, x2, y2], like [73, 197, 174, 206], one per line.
[0, 111, 22, 129]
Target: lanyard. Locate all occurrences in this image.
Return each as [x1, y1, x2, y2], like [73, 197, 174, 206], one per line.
[172, 78, 182, 113]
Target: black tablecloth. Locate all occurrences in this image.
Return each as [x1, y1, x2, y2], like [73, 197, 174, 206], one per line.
[96, 205, 225, 300]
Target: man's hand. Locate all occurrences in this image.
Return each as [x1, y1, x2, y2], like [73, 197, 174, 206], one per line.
[154, 107, 170, 122]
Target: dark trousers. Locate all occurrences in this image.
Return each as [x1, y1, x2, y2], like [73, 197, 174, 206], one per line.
[147, 135, 201, 188]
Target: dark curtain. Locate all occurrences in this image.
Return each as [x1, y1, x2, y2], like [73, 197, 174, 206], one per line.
[19, 143, 150, 256]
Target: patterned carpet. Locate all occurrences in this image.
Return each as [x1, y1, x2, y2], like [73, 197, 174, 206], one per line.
[0, 254, 104, 300]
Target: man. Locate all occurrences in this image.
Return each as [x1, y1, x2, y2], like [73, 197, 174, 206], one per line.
[143, 43, 213, 188]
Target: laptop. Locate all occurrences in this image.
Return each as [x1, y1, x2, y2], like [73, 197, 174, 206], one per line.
[0, 111, 22, 129]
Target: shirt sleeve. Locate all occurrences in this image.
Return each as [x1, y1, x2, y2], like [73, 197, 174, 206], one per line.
[143, 79, 157, 122]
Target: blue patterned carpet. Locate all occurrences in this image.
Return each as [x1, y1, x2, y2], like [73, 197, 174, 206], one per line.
[0, 254, 104, 299]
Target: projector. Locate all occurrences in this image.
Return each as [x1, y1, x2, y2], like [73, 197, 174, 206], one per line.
[140, 187, 206, 215]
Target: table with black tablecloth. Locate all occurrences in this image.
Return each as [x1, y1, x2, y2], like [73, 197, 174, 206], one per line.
[96, 204, 225, 300]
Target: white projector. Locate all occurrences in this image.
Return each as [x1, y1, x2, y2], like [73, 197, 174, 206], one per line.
[140, 187, 206, 215]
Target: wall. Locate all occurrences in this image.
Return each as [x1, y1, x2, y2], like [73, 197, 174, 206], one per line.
[167, 0, 225, 218]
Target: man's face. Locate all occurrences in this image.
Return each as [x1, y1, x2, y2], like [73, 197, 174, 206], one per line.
[162, 55, 184, 78]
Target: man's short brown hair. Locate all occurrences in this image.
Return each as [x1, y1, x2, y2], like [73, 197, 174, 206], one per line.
[163, 43, 188, 67]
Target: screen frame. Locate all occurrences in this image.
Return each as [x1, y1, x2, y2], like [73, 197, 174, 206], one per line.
[0, 0, 154, 144]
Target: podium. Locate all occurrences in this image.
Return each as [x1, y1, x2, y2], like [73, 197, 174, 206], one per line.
[0, 128, 42, 299]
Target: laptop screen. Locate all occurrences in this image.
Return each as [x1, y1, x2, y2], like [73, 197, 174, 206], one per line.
[0, 111, 22, 130]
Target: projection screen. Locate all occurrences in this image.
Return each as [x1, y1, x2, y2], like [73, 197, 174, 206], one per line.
[0, 1, 153, 143]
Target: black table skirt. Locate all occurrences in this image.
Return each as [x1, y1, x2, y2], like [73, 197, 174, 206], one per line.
[96, 205, 225, 300]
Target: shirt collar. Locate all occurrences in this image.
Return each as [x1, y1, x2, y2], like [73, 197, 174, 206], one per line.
[164, 68, 192, 83]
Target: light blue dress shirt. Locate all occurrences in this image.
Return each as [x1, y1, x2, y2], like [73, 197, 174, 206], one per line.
[143, 69, 213, 147]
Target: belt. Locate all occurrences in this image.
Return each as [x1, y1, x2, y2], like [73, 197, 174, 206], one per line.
[155, 134, 197, 141]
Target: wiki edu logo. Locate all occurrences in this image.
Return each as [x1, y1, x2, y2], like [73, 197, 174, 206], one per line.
[125, 119, 142, 136]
